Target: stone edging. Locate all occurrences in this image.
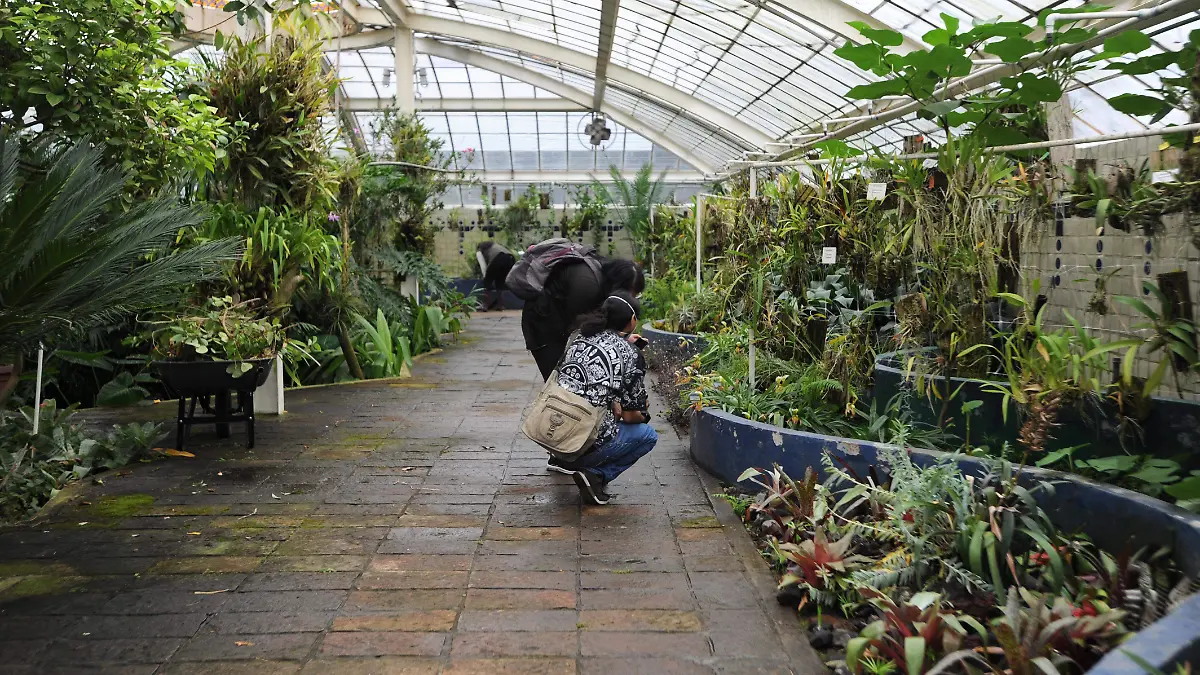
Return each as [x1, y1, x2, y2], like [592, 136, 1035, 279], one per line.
[689, 406, 1200, 675]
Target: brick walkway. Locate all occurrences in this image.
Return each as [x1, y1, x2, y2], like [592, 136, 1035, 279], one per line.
[0, 312, 819, 674]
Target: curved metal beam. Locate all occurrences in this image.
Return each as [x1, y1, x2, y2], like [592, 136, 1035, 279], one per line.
[418, 39, 716, 174]
[404, 16, 773, 150]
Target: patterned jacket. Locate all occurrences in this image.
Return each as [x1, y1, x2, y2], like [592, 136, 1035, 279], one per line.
[556, 330, 649, 446]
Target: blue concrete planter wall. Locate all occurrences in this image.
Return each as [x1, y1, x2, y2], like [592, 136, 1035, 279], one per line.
[875, 349, 1200, 466]
[642, 324, 706, 360]
[450, 278, 525, 310]
[690, 407, 1200, 675]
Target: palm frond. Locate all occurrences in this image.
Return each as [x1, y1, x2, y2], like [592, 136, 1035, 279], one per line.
[0, 135, 241, 355]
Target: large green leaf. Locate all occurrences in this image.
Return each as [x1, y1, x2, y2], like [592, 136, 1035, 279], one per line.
[1103, 30, 1152, 55]
[834, 43, 886, 71]
[848, 20, 904, 46]
[845, 79, 909, 100]
[987, 37, 1038, 62]
[1108, 93, 1170, 116]
[1165, 476, 1200, 501]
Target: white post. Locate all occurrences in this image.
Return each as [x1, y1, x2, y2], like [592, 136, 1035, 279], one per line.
[749, 168, 757, 198]
[695, 195, 705, 293]
[32, 343, 44, 434]
[648, 204, 655, 276]
[747, 329, 755, 391]
[394, 28, 415, 114]
[255, 354, 286, 415]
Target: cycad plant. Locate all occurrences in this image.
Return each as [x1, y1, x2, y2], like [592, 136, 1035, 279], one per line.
[0, 135, 240, 403]
[607, 163, 668, 260]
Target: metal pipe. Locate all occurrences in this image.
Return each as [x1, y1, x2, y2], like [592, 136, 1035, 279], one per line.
[1045, 10, 1145, 35]
[695, 195, 704, 293]
[822, 113, 887, 133]
[726, 121, 1200, 170]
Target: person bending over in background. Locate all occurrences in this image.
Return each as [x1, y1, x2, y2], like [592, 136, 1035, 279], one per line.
[521, 257, 645, 380]
[550, 292, 656, 505]
[476, 241, 516, 311]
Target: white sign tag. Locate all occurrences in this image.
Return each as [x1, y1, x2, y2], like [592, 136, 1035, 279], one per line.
[821, 247, 837, 264]
[1152, 170, 1178, 184]
[866, 182, 887, 200]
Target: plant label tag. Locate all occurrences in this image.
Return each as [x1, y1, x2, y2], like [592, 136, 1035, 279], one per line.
[821, 247, 837, 264]
[1151, 170, 1178, 184]
[866, 182, 887, 200]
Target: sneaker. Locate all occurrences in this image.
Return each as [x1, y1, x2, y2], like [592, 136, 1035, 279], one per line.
[572, 470, 610, 505]
[546, 456, 575, 475]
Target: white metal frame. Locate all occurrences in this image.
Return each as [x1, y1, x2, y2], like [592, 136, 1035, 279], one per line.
[418, 39, 717, 174]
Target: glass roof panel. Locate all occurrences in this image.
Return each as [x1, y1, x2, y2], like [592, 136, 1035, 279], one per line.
[188, 0, 1200, 175]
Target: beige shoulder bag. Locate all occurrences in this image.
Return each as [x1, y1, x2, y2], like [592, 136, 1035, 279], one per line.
[520, 336, 605, 460]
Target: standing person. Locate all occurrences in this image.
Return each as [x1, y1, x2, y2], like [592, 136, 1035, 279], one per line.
[520, 257, 645, 380]
[476, 241, 516, 311]
[551, 292, 656, 505]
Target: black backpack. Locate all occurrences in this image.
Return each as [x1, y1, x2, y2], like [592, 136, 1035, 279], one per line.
[505, 238, 602, 301]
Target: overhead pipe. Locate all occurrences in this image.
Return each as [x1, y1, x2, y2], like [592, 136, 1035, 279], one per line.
[1045, 9, 1151, 37]
[723, 121, 1200, 170]
[784, 0, 1200, 158]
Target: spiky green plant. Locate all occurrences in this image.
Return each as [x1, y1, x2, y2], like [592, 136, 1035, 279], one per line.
[0, 135, 240, 403]
[607, 163, 668, 260]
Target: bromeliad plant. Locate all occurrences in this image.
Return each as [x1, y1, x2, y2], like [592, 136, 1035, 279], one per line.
[734, 452, 1184, 675]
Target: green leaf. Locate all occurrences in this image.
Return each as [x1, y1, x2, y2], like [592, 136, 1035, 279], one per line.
[847, 637, 871, 674]
[961, 399, 983, 414]
[845, 79, 909, 99]
[923, 100, 962, 116]
[961, 22, 1033, 42]
[1003, 73, 1063, 103]
[1108, 51, 1179, 75]
[213, 29, 225, 50]
[1104, 30, 1152, 55]
[1108, 93, 1169, 116]
[736, 467, 762, 482]
[1165, 476, 1200, 501]
[45, 92, 65, 107]
[1036, 446, 1076, 467]
[835, 43, 886, 71]
[988, 37, 1038, 62]
[905, 636, 927, 675]
[911, 591, 941, 609]
[848, 21, 905, 46]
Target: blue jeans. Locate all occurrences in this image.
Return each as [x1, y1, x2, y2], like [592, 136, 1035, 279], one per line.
[576, 423, 658, 484]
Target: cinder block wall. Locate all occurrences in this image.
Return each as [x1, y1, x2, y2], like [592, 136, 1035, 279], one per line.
[1022, 136, 1199, 401]
[428, 208, 636, 277]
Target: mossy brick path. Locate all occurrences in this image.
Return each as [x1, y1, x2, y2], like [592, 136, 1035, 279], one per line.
[0, 312, 820, 674]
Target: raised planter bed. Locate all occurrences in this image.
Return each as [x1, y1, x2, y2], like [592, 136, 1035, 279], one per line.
[874, 349, 1200, 466]
[689, 406, 1200, 675]
[450, 278, 524, 310]
[642, 323, 706, 359]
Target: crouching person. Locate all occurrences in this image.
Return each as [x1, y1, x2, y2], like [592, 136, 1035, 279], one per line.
[552, 292, 657, 505]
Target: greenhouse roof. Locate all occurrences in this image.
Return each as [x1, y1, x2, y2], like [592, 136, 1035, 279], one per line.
[177, 0, 1200, 178]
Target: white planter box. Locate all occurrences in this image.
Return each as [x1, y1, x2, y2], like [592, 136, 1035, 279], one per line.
[254, 355, 285, 415]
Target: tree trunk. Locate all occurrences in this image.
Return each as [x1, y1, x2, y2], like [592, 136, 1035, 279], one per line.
[338, 325, 366, 380]
[271, 265, 305, 311]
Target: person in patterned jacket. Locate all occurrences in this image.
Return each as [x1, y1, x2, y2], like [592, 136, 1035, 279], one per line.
[550, 291, 657, 505]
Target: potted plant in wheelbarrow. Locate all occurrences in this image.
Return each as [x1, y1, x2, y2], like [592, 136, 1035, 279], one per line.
[135, 297, 294, 451]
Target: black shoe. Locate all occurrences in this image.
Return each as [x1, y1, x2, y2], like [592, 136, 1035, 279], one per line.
[572, 470, 610, 505]
[549, 451, 580, 473]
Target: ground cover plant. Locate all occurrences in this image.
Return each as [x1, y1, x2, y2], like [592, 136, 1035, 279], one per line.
[727, 448, 1196, 675]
